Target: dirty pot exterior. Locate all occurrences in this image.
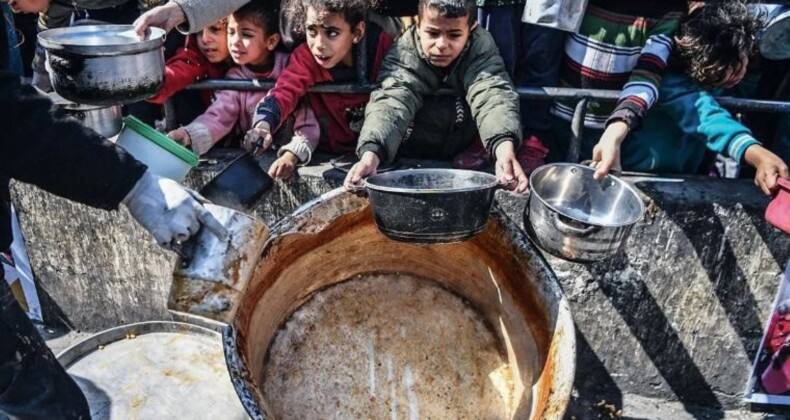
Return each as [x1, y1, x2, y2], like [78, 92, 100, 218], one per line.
[38, 25, 166, 106]
[191, 189, 577, 420]
[168, 204, 269, 325]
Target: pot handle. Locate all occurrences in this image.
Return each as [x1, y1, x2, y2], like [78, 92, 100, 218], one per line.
[48, 55, 84, 76]
[345, 180, 367, 194]
[553, 213, 599, 237]
[496, 179, 516, 189]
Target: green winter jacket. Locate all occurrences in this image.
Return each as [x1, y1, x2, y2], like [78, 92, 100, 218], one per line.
[357, 25, 522, 165]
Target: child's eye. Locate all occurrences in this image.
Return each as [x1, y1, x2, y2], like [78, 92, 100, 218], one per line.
[306, 28, 317, 37]
[327, 30, 339, 38]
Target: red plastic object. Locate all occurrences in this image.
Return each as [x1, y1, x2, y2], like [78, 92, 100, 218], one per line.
[766, 177, 790, 235]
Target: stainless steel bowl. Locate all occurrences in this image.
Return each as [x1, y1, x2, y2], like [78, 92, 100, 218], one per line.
[524, 163, 645, 262]
[38, 25, 166, 106]
[50, 92, 122, 137]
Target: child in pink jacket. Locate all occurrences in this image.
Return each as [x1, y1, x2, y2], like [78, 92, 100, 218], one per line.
[168, 1, 318, 180]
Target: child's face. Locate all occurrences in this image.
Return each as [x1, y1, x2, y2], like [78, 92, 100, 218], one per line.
[712, 56, 749, 89]
[417, 6, 473, 68]
[4, 0, 49, 13]
[197, 20, 229, 64]
[227, 15, 279, 67]
[305, 7, 364, 69]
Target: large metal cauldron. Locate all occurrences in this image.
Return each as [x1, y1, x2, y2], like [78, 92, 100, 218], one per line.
[525, 163, 645, 262]
[38, 25, 166, 106]
[169, 189, 576, 419]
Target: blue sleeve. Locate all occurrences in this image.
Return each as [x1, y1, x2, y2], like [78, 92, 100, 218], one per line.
[659, 73, 759, 163]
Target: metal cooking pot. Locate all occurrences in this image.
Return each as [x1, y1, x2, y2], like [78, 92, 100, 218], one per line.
[524, 163, 645, 262]
[38, 25, 166, 106]
[59, 102, 122, 138]
[350, 168, 509, 243]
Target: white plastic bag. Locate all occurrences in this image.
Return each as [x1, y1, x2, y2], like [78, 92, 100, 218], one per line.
[521, 0, 589, 32]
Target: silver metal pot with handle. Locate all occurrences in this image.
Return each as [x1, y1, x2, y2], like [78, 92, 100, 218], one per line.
[49, 91, 122, 138]
[38, 25, 166, 106]
[524, 163, 645, 262]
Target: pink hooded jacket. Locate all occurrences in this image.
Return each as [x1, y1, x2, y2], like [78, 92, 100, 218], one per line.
[183, 51, 319, 163]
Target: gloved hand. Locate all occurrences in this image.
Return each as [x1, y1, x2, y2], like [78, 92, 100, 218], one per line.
[122, 171, 228, 248]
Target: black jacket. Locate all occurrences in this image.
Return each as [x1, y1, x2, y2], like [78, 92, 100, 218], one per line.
[0, 17, 146, 252]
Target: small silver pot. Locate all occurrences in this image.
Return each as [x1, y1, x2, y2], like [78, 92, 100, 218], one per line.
[524, 163, 645, 262]
[38, 25, 166, 106]
[60, 102, 122, 138]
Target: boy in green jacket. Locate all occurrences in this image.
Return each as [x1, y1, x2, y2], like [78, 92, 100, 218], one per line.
[344, 0, 528, 193]
[609, 1, 788, 195]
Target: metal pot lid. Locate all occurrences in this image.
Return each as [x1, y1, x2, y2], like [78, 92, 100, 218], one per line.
[38, 25, 165, 56]
[529, 163, 645, 227]
[365, 168, 499, 194]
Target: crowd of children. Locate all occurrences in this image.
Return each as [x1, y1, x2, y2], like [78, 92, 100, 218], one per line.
[126, 0, 787, 196]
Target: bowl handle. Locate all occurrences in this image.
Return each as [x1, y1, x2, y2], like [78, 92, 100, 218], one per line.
[345, 181, 367, 194]
[553, 213, 599, 237]
[496, 179, 516, 189]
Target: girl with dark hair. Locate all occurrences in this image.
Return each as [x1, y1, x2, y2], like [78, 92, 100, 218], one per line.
[247, 0, 395, 157]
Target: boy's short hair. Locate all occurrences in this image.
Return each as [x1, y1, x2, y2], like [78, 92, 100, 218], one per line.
[234, 0, 280, 35]
[418, 0, 476, 25]
[675, 0, 763, 87]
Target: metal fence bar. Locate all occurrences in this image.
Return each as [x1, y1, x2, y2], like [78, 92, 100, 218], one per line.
[185, 79, 790, 114]
[568, 98, 589, 163]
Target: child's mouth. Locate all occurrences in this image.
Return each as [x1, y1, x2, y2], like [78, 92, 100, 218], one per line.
[314, 54, 332, 64]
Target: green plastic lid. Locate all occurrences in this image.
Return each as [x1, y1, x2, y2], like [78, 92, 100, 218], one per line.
[122, 115, 199, 167]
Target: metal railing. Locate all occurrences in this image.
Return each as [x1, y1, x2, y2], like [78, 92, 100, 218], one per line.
[185, 79, 790, 162]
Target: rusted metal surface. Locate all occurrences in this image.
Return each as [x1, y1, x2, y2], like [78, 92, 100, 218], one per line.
[219, 189, 574, 419]
[168, 205, 269, 324]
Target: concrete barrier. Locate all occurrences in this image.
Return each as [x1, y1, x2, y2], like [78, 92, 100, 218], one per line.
[10, 149, 790, 412]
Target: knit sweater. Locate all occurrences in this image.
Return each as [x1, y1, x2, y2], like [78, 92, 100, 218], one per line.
[182, 52, 320, 161]
[553, 0, 685, 130]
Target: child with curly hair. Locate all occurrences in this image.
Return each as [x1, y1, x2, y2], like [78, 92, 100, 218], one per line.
[247, 0, 395, 160]
[615, 0, 788, 195]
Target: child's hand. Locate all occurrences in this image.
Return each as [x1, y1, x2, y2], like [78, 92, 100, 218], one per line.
[494, 141, 528, 193]
[269, 152, 299, 180]
[243, 122, 273, 156]
[344, 152, 380, 191]
[591, 121, 628, 180]
[168, 128, 192, 147]
[744, 144, 790, 196]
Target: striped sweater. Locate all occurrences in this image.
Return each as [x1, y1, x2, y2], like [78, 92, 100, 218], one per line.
[553, 0, 685, 130]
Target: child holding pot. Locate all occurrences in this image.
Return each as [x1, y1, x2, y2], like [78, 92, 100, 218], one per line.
[344, 0, 529, 193]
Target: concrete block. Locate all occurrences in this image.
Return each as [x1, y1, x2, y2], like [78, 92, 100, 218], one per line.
[10, 150, 790, 411]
